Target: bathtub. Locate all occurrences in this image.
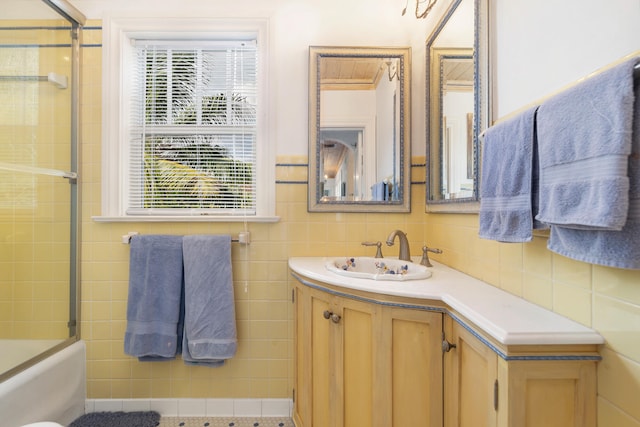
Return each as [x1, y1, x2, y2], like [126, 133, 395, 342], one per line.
[0, 339, 66, 375]
[0, 340, 86, 427]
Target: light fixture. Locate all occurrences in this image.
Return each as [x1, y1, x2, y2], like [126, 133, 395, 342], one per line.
[402, 0, 438, 19]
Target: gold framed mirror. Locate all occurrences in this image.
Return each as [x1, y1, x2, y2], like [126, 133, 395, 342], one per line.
[426, 0, 490, 213]
[308, 46, 411, 212]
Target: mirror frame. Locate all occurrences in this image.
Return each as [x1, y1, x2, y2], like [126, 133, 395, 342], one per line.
[308, 46, 412, 213]
[425, 0, 491, 213]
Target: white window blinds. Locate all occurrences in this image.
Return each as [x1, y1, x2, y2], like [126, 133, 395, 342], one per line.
[127, 40, 258, 216]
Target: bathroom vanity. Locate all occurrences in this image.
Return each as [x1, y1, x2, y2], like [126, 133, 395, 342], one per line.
[289, 257, 602, 427]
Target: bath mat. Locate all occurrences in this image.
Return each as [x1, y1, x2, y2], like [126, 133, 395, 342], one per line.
[69, 411, 160, 427]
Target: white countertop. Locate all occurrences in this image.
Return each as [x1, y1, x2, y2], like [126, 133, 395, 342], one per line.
[288, 257, 604, 346]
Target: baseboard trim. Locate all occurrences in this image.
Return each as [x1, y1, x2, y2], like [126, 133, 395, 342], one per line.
[85, 398, 293, 418]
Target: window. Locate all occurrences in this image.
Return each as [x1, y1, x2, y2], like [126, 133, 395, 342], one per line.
[130, 40, 256, 214]
[99, 18, 276, 221]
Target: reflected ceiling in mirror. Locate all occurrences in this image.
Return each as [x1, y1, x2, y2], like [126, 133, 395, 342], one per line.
[426, 0, 490, 213]
[308, 46, 411, 213]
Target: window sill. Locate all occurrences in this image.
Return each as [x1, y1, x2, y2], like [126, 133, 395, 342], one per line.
[92, 215, 280, 223]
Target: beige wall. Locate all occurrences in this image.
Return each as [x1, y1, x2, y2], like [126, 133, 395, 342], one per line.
[80, 22, 429, 401]
[77, 0, 640, 425]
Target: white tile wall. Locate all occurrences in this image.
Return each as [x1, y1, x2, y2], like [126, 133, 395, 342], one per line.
[86, 398, 292, 418]
[206, 398, 234, 417]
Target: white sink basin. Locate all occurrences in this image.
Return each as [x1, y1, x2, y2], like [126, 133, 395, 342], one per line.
[325, 257, 432, 281]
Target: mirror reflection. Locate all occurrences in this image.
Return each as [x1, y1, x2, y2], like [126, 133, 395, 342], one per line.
[426, 0, 490, 212]
[309, 46, 411, 212]
[434, 49, 474, 199]
[319, 128, 364, 200]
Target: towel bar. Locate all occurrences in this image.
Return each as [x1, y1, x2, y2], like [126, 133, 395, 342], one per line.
[480, 54, 640, 136]
[121, 231, 250, 245]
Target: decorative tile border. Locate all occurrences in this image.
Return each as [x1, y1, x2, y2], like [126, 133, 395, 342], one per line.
[158, 417, 294, 427]
[85, 398, 292, 418]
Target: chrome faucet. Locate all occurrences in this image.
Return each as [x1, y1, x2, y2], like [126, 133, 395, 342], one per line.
[386, 229, 411, 261]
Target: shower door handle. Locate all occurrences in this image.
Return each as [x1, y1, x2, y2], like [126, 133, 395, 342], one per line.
[61, 171, 78, 180]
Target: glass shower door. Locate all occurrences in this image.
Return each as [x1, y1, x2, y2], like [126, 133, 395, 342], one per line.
[0, 0, 82, 378]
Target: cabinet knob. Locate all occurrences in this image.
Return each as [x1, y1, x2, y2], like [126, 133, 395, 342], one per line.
[322, 310, 341, 323]
[322, 310, 342, 323]
[442, 339, 457, 353]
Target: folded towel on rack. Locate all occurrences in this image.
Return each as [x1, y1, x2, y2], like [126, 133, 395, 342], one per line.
[124, 235, 184, 360]
[546, 75, 640, 269]
[182, 234, 237, 366]
[535, 57, 638, 230]
[479, 106, 544, 242]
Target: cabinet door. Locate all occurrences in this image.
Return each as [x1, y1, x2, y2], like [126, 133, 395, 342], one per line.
[337, 296, 377, 427]
[500, 359, 597, 427]
[444, 316, 498, 427]
[379, 307, 443, 427]
[293, 284, 333, 427]
[294, 286, 377, 427]
[310, 287, 334, 427]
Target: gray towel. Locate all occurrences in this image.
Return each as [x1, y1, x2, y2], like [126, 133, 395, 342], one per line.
[546, 76, 640, 269]
[124, 235, 184, 360]
[182, 234, 237, 366]
[479, 106, 544, 242]
[535, 57, 637, 230]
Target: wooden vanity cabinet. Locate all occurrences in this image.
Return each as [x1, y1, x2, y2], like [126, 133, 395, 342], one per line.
[293, 278, 598, 427]
[293, 282, 443, 427]
[443, 315, 598, 427]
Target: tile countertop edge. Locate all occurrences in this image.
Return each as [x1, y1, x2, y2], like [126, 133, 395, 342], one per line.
[288, 257, 605, 347]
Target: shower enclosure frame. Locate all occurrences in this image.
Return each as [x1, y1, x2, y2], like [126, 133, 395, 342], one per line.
[0, 0, 86, 383]
[45, 0, 85, 341]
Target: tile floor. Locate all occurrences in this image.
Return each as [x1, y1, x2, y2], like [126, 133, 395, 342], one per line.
[157, 417, 294, 427]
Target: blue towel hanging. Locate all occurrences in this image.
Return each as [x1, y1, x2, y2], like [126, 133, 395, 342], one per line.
[124, 235, 184, 360]
[182, 234, 238, 366]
